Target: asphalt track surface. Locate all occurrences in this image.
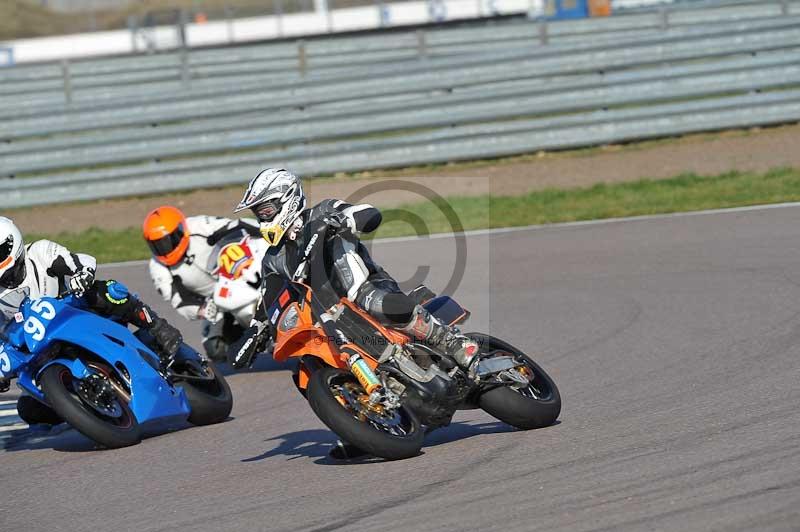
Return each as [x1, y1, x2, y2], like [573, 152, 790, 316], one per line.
[2, 206, 800, 531]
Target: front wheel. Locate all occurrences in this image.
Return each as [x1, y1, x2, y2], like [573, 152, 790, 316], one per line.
[307, 366, 424, 460]
[469, 334, 561, 430]
[39, 363, 141, 448]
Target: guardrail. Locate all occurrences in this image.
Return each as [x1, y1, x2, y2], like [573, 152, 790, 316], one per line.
[1, 1, 797, 93]
[3, 13, 797, 114]
[1, 0, 800, 208]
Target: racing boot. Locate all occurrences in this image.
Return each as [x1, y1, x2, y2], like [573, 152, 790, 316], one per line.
[400, 306, 480, 369]
[148, 317, 183, 364]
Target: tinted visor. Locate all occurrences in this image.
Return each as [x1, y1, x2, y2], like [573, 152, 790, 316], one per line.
[0, 257, 26, 289]
[253, 199, 282, 223]
[0, 235, 12, 263]
[146, 224, 186, 257]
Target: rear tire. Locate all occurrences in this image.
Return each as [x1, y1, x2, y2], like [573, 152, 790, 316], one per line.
[40, 364, 141, 448]
[470, 334, 561, 430]
[307, 366, 424, 460]
[16, 396, 63, 426]
[177, 362, 233, 426]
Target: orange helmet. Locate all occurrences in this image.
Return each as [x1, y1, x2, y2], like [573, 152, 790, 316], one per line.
[143, 206, 190, 266]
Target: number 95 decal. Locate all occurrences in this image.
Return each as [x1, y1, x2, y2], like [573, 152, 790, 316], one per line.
[0, 345, 10, 377]
[24, 300, 57, 342]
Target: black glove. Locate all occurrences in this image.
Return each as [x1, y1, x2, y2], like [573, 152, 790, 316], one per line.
[68, 269, 95, 297]
[149, 318, 183, 361]
[0, 377, 10, 393]
[229, 325, 270, 370]
[322, 211, 351, 234]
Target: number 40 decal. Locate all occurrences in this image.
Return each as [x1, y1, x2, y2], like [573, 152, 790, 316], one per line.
[24, 300, 56, 342]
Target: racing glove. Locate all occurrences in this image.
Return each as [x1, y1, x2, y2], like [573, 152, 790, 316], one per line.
[198, 298, 222, 323]
[229, 322, 272, 370]
[322, 211, 353, 235]
[149, 318, 183, 361]
[68, 269, 96, 297]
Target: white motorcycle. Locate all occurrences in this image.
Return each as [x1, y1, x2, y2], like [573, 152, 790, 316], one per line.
[201, 231, 268, 361]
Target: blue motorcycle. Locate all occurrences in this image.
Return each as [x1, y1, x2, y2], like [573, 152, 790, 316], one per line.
[0, 288, 233, 448]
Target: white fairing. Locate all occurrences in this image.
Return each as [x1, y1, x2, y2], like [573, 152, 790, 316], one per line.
[214, 277, 261, 327]
[211, 236, 268, 327]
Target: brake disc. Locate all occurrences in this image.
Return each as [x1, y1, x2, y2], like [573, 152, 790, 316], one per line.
[76, 374, 123, 418]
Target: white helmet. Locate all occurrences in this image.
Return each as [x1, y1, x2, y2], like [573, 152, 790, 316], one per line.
[234, 168, 306, 247]
[0, 217, 26, 289]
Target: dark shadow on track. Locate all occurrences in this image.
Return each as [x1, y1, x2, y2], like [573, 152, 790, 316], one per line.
[424, 421, 517, 447]
[2, 424, 99, 452]
[215, 355, 296, 377]
[241, 429, 338, 463]
[241, 420, 518, 464]
[2, 418, 235, 453]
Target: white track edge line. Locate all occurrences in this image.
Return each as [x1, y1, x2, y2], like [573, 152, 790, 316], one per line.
[102, 201, 800, 268]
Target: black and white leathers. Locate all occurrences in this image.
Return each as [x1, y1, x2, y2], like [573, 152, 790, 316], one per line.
[0, 240, 96, 321]
[149, 215, 259, 320]
[256, 199, 405, 323]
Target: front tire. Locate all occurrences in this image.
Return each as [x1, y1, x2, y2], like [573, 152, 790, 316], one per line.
[176, 361, 233, 426]
[470, 334, 561, 430]
[307, 366, 424, 460]
[39, 364, 141, 448]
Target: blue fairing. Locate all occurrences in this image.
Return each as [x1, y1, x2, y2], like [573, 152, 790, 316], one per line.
[3, 294, 191, 427]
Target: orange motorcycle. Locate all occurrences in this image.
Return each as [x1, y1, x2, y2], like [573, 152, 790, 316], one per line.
[266, 222, 561, 460]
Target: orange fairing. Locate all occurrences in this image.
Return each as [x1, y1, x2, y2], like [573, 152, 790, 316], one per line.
[272, 289, 401, 390]
[339, 298, 411, 346]
[272, 294, 345, 371]
[142, 206, 190, 266]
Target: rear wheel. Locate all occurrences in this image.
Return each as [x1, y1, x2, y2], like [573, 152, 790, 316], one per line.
[39, 363, 141, 448]
[470, 334, 561, 430]
[175, 361, 233, 426]
[307, 366, 424, 460]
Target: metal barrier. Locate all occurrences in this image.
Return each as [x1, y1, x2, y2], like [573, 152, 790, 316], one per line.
[3, 14, 797, 113]
[1, 1, 797, 91]
[3, 18, 798, 134]
[1, 0, 800, 207]
[0, 47, 13, 67]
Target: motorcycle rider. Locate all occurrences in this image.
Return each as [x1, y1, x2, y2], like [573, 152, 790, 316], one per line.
[228, 168, 480, 372]
[0, 217, 184, 425]
[143, 206, 260, 361]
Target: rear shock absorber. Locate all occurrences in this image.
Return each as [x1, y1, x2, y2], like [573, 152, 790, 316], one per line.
[346, 351, 382, 394]
[317, 305, 382, 394]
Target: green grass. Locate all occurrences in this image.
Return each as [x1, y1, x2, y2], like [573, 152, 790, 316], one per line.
[29, 167, 800, 263]
[28, 227, 146, 264]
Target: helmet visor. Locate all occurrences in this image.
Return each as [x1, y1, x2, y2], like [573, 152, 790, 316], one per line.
[146, 224, 186, 258]
[253, 199, 282, 223]
[0, 256, 26, 289]
[0, 235, 13, 264]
